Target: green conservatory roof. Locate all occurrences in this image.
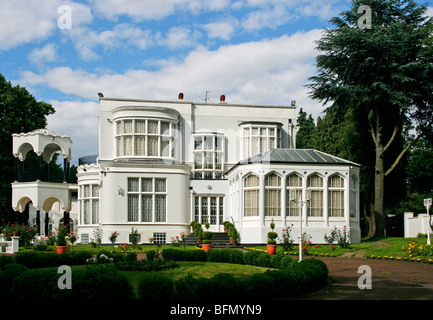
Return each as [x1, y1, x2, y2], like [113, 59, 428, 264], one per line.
[226, 149, 360, 174]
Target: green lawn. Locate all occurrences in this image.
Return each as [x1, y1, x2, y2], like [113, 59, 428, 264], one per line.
[118, 261, 271, 298]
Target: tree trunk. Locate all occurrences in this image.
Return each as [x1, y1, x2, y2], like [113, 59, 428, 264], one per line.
[374, 114, 385, 237]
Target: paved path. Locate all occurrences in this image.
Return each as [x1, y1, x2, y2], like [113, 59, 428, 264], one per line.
[295, 256, 433, 300]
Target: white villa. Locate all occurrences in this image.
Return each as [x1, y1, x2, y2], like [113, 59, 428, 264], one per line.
[11, 94, 361, 245]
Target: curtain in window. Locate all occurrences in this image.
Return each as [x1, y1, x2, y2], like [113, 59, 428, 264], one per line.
[329, 190, 344, 217]
[124, 136, 133, 156]
[92, 200, 99, 224]
[148, 120, 158, 134]
[309, 190, 323, 217]
[83, 200, 90, 224]
[141, 195, 152, 222]
[148, 136, 159, 156]
[142, 178, 153, 192]
[155, 179, 166, 192]
[155, 195, 166, 222]
[135, 120, 146, 133]
[128, 178, 139, 192]
[135, 136, 146, 156]
[127, 195, 139, 222]
[244, 189, 259, 216]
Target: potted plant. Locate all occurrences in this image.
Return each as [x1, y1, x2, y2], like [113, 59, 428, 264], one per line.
[202, 231, 212, 252]
[223, 221, 233, 233]
[266, 219, 278, 254]
[195, 224, 203, 246]
[56, 226, 67, 254]
[231, 227, 239, 246]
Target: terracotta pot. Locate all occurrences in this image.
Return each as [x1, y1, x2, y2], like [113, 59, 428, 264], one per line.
[56, 246, 67, 254]
[202, 244, 211, 252]
[12, 232, 18, 236]
[266, 244, 277, 255]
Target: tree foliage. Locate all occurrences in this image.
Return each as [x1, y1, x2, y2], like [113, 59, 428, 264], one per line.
[0, 73, 55, 221]
[307, 0, 433, 237]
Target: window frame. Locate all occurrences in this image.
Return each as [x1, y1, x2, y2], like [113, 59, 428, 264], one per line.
[127, 177, 167, 223]
[115, 118, 176, 159]
[192, 133, 225, 179]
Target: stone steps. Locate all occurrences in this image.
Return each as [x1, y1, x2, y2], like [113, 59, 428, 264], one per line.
[186, 232, 240, 248]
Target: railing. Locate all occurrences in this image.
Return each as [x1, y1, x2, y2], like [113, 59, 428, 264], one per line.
[0, 236, 20, 254]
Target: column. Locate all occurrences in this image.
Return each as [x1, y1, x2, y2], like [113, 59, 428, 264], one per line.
[44, 212, 49, 235]
[324, 175, 329, 227]
[259, 173, 265, 227]
[36, 155, 42, 181]
[281, 175, 286, 226]
[36, 209, 41, 235]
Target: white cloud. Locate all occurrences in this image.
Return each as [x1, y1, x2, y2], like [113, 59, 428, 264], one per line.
[47, 100, 100, 162]
[19, 29, 325, 159]
[20, 28, 323, 105]
[203, 18, 239, 40]
[67, 23, 154, 61]
[0, 0, 92, 51]
[28, 43, 60, 67]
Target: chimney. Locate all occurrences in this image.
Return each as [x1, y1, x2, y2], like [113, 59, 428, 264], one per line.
[291, 100, 296, 106]
[178, 92, 184, 100]
[220, 94, 226, 102]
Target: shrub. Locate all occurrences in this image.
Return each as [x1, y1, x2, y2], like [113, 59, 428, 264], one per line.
[0, 263, 30, 299]
[162, 248, 207, 261]
[125, 252, 137, 264]
[14, 251, 93, 268]
[207, 248, 244, 264]
[279, 255, 297, 270]
[256, 253, 272, 268]
[0, 255, 14, 270]
[138, 274, 174, 300]
[243, 250, 262, 266]
[210, 273, 238, 299]
[11, 265, 134, 300]
[57, 226, 67, 246]
[173, 274, 211, 300]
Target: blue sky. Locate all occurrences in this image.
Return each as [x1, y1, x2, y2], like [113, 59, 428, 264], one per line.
[1, 0, 432, 164]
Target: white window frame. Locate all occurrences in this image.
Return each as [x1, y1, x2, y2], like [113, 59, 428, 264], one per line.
[127, 177, 167, 223]
[192, 133, 224, 179]
[241, 124, 281, 159]
[264, 173, 282, 217]
[115, 119, 176, 159]
[80, 184, 99, 225]
[286, 173, 303, 217]
[307, 174, 324, 218]
[243, 174, 260, 217]
[328, 175, 345, 218]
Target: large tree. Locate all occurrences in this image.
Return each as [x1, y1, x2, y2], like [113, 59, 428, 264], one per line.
[307, 0, 433, 237]
[0, 73, 55, 222]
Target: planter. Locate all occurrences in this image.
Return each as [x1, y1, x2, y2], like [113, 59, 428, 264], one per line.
[12, 232, 18, 236]
[202, 244, 212, 252]
[232, 240, 238, 247]
[56, 246, 67, 254]
[266, 244, 277, 255]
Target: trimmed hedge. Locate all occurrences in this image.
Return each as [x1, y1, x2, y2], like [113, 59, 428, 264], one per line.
[161, 248, 207, 261]
[9, 265, 134, 300]
[137, 257, 328, 300]
[14, 251, 93, 268]
[144, 248, 328, 300]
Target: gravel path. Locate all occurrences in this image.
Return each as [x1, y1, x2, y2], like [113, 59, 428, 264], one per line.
[295, 256, 433, 300]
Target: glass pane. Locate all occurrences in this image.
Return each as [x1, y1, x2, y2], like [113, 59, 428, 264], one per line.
[142, 178, 153, 192]
[135, 120, 146, 133]
[148, 120, 158, 134]
[124, 120, 133, 134]
[135, 136, 146, 156]
[194, 137, 202, 150]
[155, 195, 166, 222]
[148, 136, 159, 156]
[91, 185, 99, 197]
[155, 179, 166, 192]
[287, 174, 302, 187]
[161, 121, 170, 135]
[128, 178, 139, 192]
[124, 136, 133, 156]
[161, 139, 170, 157]
[308, 175, 323, 188]
[116, 121, 122, 135]
[127, 195, 139, 222]
[142, 195, 153, 222]
[92, 200, 99, 224]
